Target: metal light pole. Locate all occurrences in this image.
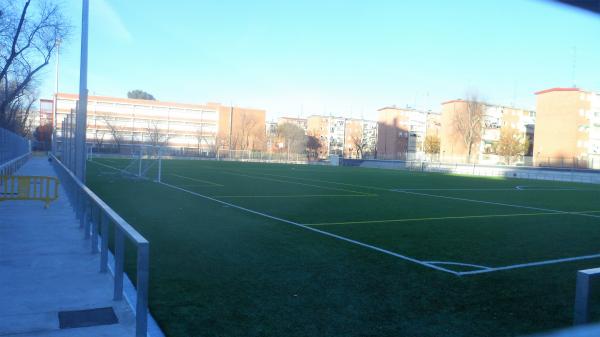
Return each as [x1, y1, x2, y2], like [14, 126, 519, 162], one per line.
[51, 39, 61, 154]
[75, 0, 89, 182]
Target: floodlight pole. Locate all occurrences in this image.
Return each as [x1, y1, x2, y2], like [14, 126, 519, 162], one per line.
[52, 39, 61, 154]
[75, 0, 89, 182]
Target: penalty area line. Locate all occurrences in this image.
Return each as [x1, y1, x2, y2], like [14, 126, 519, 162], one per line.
[457, 253, 600, 276]
[158, 181, 459, 276]
[89, 160, 124, 172]
[170, 173, 224, 186]
[215, 194, 376, 198]
[306, 211, 563, 226]
[392, 189, 600, 220]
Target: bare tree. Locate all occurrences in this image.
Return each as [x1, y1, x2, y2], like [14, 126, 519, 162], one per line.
[351, 134, 368, 159]
[277, 123, 306, 155]
[306, 135, 322, 160]
[1, 83, 36, 134]
[453, 93, 485, 162]
[235, 112, 259, 151]
[103, 117, 123, 153]
[0, 0, 69, 133]
[195, 124, 215, 156]
[93, 129, 106, 149]
[146, 120, 167, 148]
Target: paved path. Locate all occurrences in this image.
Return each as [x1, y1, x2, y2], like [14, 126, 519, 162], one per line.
[0, 155, 135, 336]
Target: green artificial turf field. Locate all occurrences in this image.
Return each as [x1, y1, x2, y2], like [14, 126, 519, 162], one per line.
[86, 158, 600, 337]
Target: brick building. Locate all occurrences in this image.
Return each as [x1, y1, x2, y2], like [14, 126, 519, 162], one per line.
[52, 93, 265, 155]
[533, 87, 600, 168]
[440, 100, 535, 163]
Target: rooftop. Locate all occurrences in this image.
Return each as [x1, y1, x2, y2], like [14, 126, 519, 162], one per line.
[534, 87, 581, 95]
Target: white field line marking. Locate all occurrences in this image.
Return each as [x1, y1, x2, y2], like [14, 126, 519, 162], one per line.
[215, 194, 376, 198]
[396, 188, 520, 191]
[424, 261, 492, 271]
[391, 189, 600, 220]
[394, 187, 585, 191]
[214, 169, 374, 196]
[170, 174, 224, 186]
[514, 185, 582, 191]
[457, 253, 600, 276]
[241, 171, 391, 192]
[178, 184, 219, 188]
[90, 160, 125, 172]
[158, 181, 458, 275]
[99, 159, 119, 165]
[187, 165, 386, 193]
[306, 212, 563, 226]
[94, 160, 600, 276]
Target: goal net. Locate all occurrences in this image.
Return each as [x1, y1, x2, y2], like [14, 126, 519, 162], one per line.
[121, 145, 163, 182]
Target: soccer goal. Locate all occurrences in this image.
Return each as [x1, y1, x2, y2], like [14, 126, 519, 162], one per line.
[121, 145, 163, 182]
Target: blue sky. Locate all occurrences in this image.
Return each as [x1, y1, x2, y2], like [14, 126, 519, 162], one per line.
[40, 0, 600, 120]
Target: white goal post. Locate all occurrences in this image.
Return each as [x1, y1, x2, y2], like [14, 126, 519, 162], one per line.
[119, 145, 163, 182]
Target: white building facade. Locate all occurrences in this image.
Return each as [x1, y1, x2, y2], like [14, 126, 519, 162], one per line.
[54, 93, 219, 155]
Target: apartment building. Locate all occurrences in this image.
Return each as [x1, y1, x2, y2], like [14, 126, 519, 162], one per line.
[53, 93, 265, 154]
[343, 119, 377, 159]
[306, 115, 345, 157]
[265, 120, 278, 151]
[306, 115, 377, 159]
[426, 112, 442, 137]
[214, 104, 266, 151]
[533, 87, 600, 168]
[376, 106, 434, 160]
[39, 99, 54, 127]
[306, 115, 331, 158]
[440, 100, 535, 162]
[278, 117, 307, 131]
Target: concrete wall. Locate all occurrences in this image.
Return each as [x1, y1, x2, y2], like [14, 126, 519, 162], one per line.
[341, 158, 600, 184]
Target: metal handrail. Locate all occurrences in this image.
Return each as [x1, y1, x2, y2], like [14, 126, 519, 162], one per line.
[50, 153, 149, 337]
[0, 152, 31, 177]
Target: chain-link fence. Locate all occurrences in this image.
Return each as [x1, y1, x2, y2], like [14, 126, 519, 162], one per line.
[55, 112, 78, 174]
[217, 149, 308, 164]
[375, 151, 600, 170]
[0, 128, 31, 166]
